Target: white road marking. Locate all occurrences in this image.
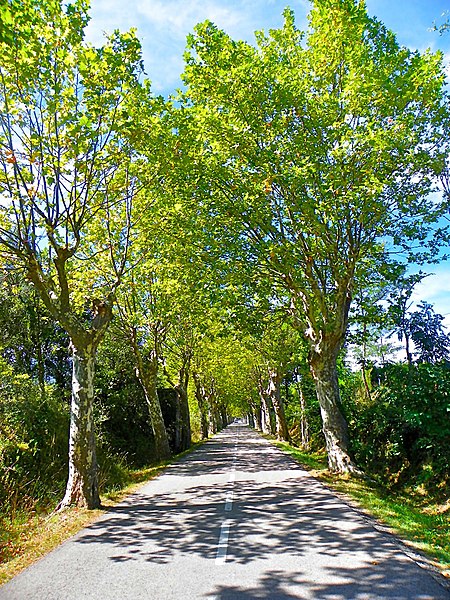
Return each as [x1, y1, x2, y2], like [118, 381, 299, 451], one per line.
[215, 520, 231, 564]
[225, 490, 233, 512]
[228, 470, 235, 483]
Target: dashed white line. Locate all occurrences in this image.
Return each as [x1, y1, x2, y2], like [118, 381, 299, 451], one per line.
[215, 520, 231, 564]
[225, 490, 234, 512]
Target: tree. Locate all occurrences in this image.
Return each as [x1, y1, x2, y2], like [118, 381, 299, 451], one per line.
[388, 272, 429, 367]
[247, 316, 296, 442]
[348, 260, 405, 392]
[409, 301, 450, 363]
[0, 0, 144, 507]
[114, 265, 172, 461]
[0, 270, 70, 399]
[181, 1, 448, 472]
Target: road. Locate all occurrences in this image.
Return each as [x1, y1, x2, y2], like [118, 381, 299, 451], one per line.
[1, 424, 448, 599]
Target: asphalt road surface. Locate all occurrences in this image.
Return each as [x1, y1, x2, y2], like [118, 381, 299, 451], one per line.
[1, 424, 448, 600]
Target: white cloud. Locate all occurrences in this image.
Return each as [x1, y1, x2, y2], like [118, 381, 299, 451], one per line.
[136, 0, 242, 38]
[410, 265, 450, 331]
[85, 0, 300, 93]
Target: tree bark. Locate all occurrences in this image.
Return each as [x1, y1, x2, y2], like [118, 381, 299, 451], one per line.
[361, 322, 371, 401]
[310, 348, 357, 473]
[405, 331, 413, 367]
[220, 405, 228, 428]
[58, 342, 100, 509]
[252, 402, 262, 431]
[141, 367, 171, 461]
[260, 396, 273, 434]
[295, 374, 309, 450]
[193, 373, 209, 439]
[163, 359, 192, 453]
[267, 367, 290, 442]
[174, 380, 191, 452]
[257, 373, 274, 435]
[130, 333, 171, 462]
[208, 404, 218, 435]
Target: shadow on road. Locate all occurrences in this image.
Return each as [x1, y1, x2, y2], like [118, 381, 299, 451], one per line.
[206, 561, 446, 600]
[73, 426, 448, 599]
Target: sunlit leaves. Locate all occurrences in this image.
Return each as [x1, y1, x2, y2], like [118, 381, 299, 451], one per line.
[182, 0, 449, 350]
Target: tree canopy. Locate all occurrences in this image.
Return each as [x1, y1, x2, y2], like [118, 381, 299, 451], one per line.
[180, 1, 449, 471]
[1, 0, 449, 512]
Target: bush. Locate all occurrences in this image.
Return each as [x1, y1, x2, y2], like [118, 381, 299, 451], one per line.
[346, 362, 450, 494]
[0, 358, 69, 515]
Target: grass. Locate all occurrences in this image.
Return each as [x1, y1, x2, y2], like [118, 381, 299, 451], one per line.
[274, 440, 450, 580]
[0, 443, 203, 587]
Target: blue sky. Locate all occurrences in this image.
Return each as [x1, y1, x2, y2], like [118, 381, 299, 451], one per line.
[86, 0, 450, 327]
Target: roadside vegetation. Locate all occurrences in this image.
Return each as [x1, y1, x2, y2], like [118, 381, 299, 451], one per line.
[276, 441, 449, 579]
[1, 0, 449, 586]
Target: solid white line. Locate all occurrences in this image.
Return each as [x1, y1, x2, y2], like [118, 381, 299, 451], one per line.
[215, 520, 231, 564]
[228, 470, 235, 483]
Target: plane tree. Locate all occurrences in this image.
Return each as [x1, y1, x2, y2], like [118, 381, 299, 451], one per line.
[0, 0, 146, 507]
[112, 240, 172, 461]
[181, 0, 449, 472]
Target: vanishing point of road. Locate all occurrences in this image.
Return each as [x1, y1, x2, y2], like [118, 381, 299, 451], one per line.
[1, 424, 448, 599]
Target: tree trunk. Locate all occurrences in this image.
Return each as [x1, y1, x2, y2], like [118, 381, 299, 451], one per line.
[193, 373, 209, 440]
[174, 383, 191, 452]
[257, 375, 274, 435]
[260, 397, 273, 434]
[295, 375, 309, 450]
[361, 363, 371, 401]
[361, 322, 371, 401]
[252, 402, 262, 431]
[58, 342, 100, 510]
[310, 349, 357, 474]
[208, 404, 218, 435]
[130, 332, 171, 461]
[220, 406, 228, 428]
[141, 368, 171, 461]
[267, 367, 290, 442]
[216, 407, 224, 431]
[405, 331, 413, 367]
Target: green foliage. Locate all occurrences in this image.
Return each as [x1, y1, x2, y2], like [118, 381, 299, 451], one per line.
[94, 331, 157, 467]
[0, 276, 70, 394]
[408, 302, 450, 363]
[0, 0, 449, 535]
[182, 2, 449, 351]
[0, 357, 69, 514]
[346, 362, 450, 493]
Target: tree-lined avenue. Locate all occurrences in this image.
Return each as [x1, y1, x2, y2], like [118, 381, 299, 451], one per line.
[0, 425, 448, 600]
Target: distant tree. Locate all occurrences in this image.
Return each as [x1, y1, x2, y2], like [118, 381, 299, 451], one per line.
[387, 273, 429, 367]
[409, 301, 450, 364]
